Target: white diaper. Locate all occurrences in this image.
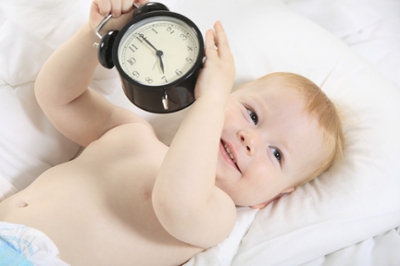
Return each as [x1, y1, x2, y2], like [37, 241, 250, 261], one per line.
[0, 222, 70, 266]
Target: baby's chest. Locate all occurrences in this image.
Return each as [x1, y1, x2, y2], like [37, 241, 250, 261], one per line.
[83, 123, 167, 166]
[73, 123, 168, 202]
[65, 139, 166, 232]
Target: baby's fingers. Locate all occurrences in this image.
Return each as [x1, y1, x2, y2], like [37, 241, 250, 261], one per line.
[94, 0, 135, 18]
[213, 21, 232, 58]
[93, 0, 112, 16]
[204, 29, 218, 58]
[109, 0, 134, 17]
[110, 0, 122, 17]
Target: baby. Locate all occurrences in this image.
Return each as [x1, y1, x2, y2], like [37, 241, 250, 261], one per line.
[0, 0, 344, 265]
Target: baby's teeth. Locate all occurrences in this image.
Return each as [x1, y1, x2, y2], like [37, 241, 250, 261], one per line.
[224, 143, 236, 162]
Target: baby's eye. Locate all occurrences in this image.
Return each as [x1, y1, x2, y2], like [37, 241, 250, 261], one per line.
[247, 109, 258, 124]
[270, 147, 282, 162]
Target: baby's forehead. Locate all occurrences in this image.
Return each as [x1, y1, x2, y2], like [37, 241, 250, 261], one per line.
[236, 81, 307, 110]
[238, 77, 304, 95]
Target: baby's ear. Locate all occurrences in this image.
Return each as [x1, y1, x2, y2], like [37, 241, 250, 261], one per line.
[250, 188, 296, 209]
[282, 187, 295, 194]
[250, 202, 269, 209]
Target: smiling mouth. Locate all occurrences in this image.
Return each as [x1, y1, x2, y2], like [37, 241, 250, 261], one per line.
[221, 140, 241, 173]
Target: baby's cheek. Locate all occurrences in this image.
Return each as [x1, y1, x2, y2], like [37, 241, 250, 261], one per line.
[251, 161, 274, 183]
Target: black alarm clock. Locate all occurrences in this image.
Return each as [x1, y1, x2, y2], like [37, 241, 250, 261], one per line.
[96, 2, 204, 113]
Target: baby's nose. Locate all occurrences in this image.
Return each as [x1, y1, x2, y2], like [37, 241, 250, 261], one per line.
[238, 131, 256, 155]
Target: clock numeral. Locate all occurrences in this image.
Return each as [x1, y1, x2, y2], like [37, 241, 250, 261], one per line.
[132, 71, 140, 79]
[186, 57, 193, 64]
[167, 27, 175, 34]
[129, 44, 138, 53]
[152, 28, 158, 34]
[175, 69, 183, 76]
[127, 57, 136, 65]
[180, 34, 187, 41]
[187, 46, 193, 51]
[145, 77, 153, 84]
[161, 76, 168, 83]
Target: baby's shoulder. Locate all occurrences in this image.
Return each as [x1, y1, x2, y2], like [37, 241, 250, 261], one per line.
[107, 122, 156, 138]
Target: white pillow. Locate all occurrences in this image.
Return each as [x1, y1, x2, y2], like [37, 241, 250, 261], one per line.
[285, 0, 400, 89]
[172, 0, 400, 264]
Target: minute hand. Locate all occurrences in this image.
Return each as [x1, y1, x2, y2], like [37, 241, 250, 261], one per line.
[139, 34, 165, 74]
[139, 33, 158, 52]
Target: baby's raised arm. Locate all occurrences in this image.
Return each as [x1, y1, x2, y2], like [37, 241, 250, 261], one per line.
[152, 22, 237, 249]
[34, 0, 149, 147]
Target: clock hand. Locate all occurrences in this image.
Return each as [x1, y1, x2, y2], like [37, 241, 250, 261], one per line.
[152, 59, 158, 70]
[139, 33, 165, 74]
[156, 50, 165, 74]
[139, 33, 159, 52]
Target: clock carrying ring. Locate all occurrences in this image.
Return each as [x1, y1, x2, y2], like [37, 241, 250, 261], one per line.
[95, 14, 113, 39]
[94, 3, 142, 68]
[95, 2, 140, 40]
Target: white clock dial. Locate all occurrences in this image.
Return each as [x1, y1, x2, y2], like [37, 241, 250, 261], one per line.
[118, 16, 200, 86]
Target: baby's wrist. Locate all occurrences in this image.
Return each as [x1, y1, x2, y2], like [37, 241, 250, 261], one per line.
[196, 92, 229, 107]
[72, 23, 103, 53]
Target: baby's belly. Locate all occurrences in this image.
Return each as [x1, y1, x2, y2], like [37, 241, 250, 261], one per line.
[0, 159, 202, 265]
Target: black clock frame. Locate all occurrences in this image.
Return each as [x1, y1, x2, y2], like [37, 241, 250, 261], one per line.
[102, 3, 204, 113]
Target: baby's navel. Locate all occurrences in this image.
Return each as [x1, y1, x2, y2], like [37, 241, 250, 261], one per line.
[16, 201, 29, 208]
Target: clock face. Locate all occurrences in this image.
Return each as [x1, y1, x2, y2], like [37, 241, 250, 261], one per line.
[117, 15, 201, 87]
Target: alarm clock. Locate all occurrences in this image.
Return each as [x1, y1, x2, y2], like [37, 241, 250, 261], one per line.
[96, 2, 204, 113]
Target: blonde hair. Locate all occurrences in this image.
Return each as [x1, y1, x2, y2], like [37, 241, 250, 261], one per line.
[259, 72, 345, 184]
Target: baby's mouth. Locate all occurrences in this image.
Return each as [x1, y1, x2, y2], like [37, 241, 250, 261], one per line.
[221, 140, 241, 173]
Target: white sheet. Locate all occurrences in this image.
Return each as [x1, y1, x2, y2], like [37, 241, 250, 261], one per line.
[1, 0, 399, 265]
[303, 227, 400, 266]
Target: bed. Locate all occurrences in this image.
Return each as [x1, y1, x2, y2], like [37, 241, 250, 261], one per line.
[1, 0, 399, 265]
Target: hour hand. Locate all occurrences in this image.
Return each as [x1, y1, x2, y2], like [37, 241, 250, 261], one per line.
[156, 51, 165, 74]
[139, 34, 165, 74]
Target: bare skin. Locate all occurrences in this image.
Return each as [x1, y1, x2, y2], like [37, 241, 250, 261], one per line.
[0, 124, 203, 265]
[0, 1, 236, 265]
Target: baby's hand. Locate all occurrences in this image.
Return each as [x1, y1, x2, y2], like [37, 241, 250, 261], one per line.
[89, 0, 148, 34]
[195, 21, 235, 100]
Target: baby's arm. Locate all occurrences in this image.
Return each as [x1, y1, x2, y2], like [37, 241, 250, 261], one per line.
[152, 22, 237, 249]
[34, 0, 149, 147]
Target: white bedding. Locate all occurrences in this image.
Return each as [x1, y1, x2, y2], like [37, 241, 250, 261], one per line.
[285, 0, 400, 89]
[1, 0, 400, 265]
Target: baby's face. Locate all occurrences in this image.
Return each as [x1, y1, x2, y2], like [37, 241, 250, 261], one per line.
[215, 78, 326, 207]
